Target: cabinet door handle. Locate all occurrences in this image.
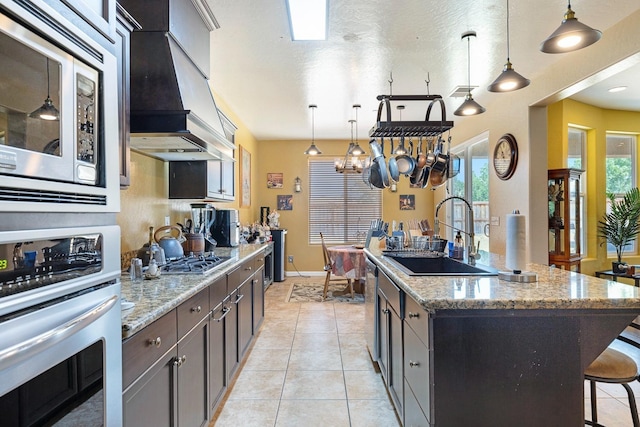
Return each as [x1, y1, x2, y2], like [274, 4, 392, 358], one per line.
[214, 306, 231, 322]
[409, 360, 420, 368]
[244, 266, 252, 271]
[235, 293, 245, 304]
[408, 312, 419, 319]
[382, 308, 390, 315]
[174, 355, 187, 367]
[148, 337, 162, 348]
[191, 305, 202, 313]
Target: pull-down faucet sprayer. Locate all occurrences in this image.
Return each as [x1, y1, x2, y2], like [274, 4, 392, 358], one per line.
[434, 196, 480, 265]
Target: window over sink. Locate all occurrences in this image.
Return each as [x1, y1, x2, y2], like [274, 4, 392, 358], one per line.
[308, 158, 381, 245]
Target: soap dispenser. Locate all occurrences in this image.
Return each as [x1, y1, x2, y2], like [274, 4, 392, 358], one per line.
[453, 231, 464, 260]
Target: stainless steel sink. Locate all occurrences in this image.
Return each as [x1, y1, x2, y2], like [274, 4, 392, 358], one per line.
[385, 255, 498, 276]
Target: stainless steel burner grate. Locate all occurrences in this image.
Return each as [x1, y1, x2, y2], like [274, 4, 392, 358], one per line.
[160, 254, 232, 275]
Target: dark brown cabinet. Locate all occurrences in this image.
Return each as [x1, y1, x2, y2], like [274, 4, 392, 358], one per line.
[123, 347, 175, 427]
[377, 269, 403, 417]
[115, 5, 140, 187]
[122, 249, 268, 425]
[122, 287, 210, 427]
[169, 160, 235, 201]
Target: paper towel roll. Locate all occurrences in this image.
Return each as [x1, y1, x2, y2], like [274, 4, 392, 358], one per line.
[505, 213, 526, 272]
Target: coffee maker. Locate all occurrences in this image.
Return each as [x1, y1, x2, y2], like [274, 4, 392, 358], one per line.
[210, 209, 240, 247]
[190, 203, 217, 251]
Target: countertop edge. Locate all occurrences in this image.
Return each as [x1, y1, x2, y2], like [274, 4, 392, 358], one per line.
[121, 244, 267, 339]
[365, 248, 640, 313]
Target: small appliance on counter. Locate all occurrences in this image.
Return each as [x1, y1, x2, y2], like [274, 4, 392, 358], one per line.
[211, 209, 240, 247]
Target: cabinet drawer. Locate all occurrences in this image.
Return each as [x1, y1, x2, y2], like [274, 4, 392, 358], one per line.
[404, 378, 429, 427]
[122, 310, 177, 389]
[404, 324, 431, 422]
[405, 295, 429, 348]
[378, 270, 403, 317]
[177, 287, 210, 339]
[209, 275, 227, 308]
[254, 251, 265, 270]
[228, 258, 255, 291]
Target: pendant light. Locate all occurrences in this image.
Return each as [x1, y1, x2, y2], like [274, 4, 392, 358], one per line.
[454, 31, 485, 117]
[30, 57, 59, 121]
[303, 104, 322, 155]
[540, 1, 602, 54]
[347, 104, 365, 156]
[488, 0, 530, 92]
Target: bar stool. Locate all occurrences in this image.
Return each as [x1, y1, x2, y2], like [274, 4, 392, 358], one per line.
[585, 347, 640, 427]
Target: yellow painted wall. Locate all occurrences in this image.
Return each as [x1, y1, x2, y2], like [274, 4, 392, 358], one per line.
[546, 99, 640, 275]
[255, 138, 435, 273]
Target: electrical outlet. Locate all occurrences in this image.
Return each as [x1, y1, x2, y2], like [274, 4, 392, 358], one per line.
[164, 216, 171, 226]
[288, 255, 294, 263]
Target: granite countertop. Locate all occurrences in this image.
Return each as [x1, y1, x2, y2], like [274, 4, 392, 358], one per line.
[365, 248, 640, 313]
[120, 244, 267, 339]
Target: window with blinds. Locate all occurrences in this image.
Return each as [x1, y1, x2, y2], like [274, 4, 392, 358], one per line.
[308, 158, 382, 245]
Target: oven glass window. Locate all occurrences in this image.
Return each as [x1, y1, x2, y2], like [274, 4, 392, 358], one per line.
[0, 30, 62, 156]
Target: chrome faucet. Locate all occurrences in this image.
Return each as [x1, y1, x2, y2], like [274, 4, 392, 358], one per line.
[434, 196, 480, 265]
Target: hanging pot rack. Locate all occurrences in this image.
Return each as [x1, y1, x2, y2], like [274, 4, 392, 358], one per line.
[369, 95, 454, 138]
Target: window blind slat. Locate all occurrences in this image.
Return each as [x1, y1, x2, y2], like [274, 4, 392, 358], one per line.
[309, 159, 382, 244]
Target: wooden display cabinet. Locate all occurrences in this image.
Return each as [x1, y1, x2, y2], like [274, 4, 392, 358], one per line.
[548, 168, 583, 271]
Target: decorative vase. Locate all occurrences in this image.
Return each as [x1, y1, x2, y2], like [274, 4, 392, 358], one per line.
[612, 261, 629, 274]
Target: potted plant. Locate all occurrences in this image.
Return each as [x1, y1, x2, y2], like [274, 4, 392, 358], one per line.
[597, 187, 640, 273]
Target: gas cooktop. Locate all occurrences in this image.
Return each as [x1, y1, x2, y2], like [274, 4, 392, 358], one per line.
[160, 254, 233, 275]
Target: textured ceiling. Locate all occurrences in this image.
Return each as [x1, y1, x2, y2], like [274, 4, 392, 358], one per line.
[206, 0, 640, 141]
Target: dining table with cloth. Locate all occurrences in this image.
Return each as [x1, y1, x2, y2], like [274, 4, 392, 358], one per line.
[326, 245, 367, 294]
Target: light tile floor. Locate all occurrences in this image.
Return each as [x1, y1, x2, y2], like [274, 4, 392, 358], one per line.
[211, 278, 640, 427]
[211, 278, 400, 427]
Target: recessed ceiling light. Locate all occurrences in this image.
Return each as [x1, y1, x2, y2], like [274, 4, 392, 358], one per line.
[286, 0, 328, 41]
[608, 86, 628, 93]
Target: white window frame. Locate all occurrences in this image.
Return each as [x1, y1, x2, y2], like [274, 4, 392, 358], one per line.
[447, 132, 489, 252]
[605, 132, 638, 255]
[567, 126, 587, 255]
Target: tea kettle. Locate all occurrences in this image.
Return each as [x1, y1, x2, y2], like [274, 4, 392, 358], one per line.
[154, 225, 185, 260]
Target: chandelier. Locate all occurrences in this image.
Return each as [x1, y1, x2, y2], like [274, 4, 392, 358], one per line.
[335, 104, 367, 173]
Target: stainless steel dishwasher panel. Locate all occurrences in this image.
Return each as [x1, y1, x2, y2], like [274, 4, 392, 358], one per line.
[365, 258, 379, 363]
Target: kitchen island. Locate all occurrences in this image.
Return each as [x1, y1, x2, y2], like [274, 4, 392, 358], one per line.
[366, 249, 640, 427]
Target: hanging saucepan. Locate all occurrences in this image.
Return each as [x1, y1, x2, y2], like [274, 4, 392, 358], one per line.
[368, 138, 389, 189]
[410, 137, 427, 185]
[395, 136, 415, 176]
[387, 138, 401, 182]
[429, 136, 450, 189]
[421, 136, 437, 188]
[447, 154, 461, 178]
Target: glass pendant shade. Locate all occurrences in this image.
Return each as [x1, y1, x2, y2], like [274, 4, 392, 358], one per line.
[488, 61, 530, 92]
[540, 5, 602, 53]
[454, 94, 486, 116]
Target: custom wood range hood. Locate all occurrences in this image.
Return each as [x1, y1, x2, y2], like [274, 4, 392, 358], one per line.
[121, 0, 236, 162]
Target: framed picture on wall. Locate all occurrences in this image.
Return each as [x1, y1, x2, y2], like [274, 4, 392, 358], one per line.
[240, 145, 251, 207]
[400, 194, 415, 210]
[267, 173, 284, 188]
[277, 195, 293, 211]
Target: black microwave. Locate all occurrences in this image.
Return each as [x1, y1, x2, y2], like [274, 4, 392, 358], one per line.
[0, 4, 119, 212]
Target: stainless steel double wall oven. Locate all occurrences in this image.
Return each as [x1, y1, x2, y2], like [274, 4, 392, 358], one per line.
[0, 0, 122, 425]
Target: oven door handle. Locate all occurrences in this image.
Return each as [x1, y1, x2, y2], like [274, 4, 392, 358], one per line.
[0, 295, 118, 370]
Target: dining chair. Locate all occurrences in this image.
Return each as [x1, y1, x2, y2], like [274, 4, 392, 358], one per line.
[320, 232, 354, 300]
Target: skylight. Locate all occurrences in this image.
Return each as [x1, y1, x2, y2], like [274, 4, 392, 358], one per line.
[286, 0, 328, 41]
